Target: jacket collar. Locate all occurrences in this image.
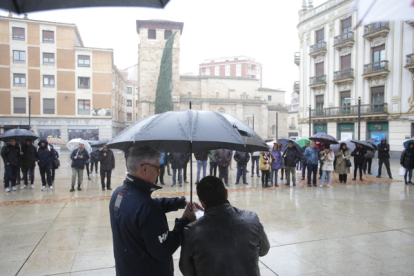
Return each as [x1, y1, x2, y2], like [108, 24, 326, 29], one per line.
[125, 174, 162, 194]
[204, 200, 230, 212]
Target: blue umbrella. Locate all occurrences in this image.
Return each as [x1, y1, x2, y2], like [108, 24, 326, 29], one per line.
[278, 138, 303, 153]
[403, 139, 414, 149]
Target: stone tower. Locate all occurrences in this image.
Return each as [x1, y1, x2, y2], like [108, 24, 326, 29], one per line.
[136, 20, 184, 118]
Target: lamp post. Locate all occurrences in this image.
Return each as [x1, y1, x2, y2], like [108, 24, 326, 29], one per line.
[28, 96, 32, 130]
[299, 105, 311, 137]
[345, 97, 361, 140]
[275, 111, 278, 140]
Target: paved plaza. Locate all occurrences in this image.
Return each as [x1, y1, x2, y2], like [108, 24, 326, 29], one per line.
[0, 150, 413, 276]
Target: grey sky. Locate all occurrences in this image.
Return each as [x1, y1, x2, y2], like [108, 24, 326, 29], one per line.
[2, 0, 327, 104]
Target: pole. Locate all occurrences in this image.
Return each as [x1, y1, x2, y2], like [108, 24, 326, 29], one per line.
[276, 111, 278, 140]
[252, 114, 254, 130]
[358, 96, 361, 140]
[308, 105, 311, 137]
[28, 96, 32, 130]
[189, 101, 193, 210]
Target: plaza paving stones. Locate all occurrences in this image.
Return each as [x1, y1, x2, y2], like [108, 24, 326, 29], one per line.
[0, 150, 413, 276]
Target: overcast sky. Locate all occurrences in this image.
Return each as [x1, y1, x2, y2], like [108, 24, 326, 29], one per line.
[2, 0, 328, 104]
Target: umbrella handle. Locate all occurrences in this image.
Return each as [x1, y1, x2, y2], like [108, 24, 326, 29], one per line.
[189, 143, 193, 211]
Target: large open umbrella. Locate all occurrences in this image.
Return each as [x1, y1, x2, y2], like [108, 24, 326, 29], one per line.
[277, 138, 303, 153]
[90, 139, 110, 148]
[309, 134, 338, 145]
[0, 128, 38, 143]
[66, 138, 92, 154]
[330, 140, 356, 153]
[296, 138, 311, 147]
[350, 139, 375, 150]
[1, 0, 169, 14]
[403, 139, 414, 149]
[47, 137, 67, 146]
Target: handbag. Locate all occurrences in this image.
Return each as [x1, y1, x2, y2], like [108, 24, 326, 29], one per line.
[53, 158, 60, 168]
[345, 159, 352, 167]
[399, 167, 406, 176]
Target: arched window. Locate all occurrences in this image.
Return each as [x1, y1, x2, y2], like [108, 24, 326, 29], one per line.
[187, 92, 192, 98]
[215, 92, 219, 98]
[218, 108, 225, 113]
[241, 92, 247, 99]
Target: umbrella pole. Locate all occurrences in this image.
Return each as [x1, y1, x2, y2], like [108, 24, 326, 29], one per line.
[189, 142, 193, 211]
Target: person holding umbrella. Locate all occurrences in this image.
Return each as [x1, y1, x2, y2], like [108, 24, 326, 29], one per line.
[70, 142, 89, 191]
[36, 138, 56, 190]
[336, 143, 351, 183]
[320, 146, 335, 188]
[270, 142, 282, 187]
[1, 138, 21, 192]
[304, 141, 319, 187]
[215, 148, 232, 187]
[98, 145, 115, 191]
[351, 143, 367, 181]
[283, 141, 301, 186]
[400, 142, 414, 184]
[259, 151, 271, 188]
[377, 138, 393, 179]
[21, 139, 36, 189]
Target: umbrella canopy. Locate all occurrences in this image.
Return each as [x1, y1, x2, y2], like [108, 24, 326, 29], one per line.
[0, 128, 38, 143]
[278, 138, 303, 153]
[107, 110, 269, 153]
[1, 0, 170, 14]
[266, 141, 280, 150]
[330, 140, 356, 153]
[309, 134, 339, 145]
[90, 139, 110, 148]
[403, 139, 414, 149]
[47, 138, 67, 146]
[351, 0, 414, 25]
[66, 138, 92, 153]
[296, 138, 311, 147]
[366, 139, 379, 144]
[350, 139, 375, 150]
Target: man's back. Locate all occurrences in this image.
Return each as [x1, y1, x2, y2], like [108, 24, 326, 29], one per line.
[180, 203, 269, 276]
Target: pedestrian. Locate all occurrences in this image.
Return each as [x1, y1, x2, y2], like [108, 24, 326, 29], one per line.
[400, 142, 414, 185]
[21, 139, 36, 189]
[304, 141, 319, 187]
[179, 176, 269, 276]
[250, 151, 260, 177]
[283, 141, 301, 186]
[270, 142, 282, 187]
[165, 152, 172, 176]
[234, 151, 250, 185]
[69, 142, 89, 192]
[363, 145, 375, 175]
[109, 146, 200, 276]
[36, 138, 56, 191]
[317, 143, 325, 179]
[85, 158, 92, 180]
[98, 145, 115, 191]
[351, 143, 366, 181]
[183, 153, 190, 183]
[335, 142, 351, 183]
[320, 146, 334, 188]
[301, 141, 310, 180]
[208, 150, 217, 177]
[279, 144, 285, 180]
[194, 151, 208, 184]
[215, 148, 232, 187]
[377, 138, 393, 179]
[1, 138, 21, 192]
[259, 151, 271, 188]
[155, 152, 166, 185]
[50, 144, 59, 184]
[90, 148, 99, 173]
[170, 152, 185, 187]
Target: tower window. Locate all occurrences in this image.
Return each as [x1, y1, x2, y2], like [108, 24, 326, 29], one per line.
[164, 30, 172, 39]
[148, 29, 156, 39]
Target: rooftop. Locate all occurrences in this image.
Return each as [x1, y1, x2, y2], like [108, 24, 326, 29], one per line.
[136, 19, 184, 34]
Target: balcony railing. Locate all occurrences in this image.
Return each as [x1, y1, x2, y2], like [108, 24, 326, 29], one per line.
[294, 52, 300, 65]
[293, 81, 300, 90]
[334, 68, 354, 81]
[309, 75, 326, 85]
[364, 22, 389, 35]
[334, 32, 354, 46]
[247, 69, 256, 75]
[363, 60, 389, 74]
[309, 41, 326, 54]
[406, 54, 414, 66]
[311, 103, 388, 118]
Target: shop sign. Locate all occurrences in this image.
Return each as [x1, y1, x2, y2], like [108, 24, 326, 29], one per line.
[314, 124, 327, 131]
[338, 124, 354, 131]
[368, 123, 388, 131]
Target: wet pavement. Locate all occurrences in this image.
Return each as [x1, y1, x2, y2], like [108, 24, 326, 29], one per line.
[0, 150, 413, 276]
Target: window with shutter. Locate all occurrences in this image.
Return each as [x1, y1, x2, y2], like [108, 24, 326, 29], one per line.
[341, 55, 351, 70]
[78, 55, 90, 67]
[14, 97, 26, 113]
[315, 95, 324, 114]
[342, 17, 352, 33]
[13, 50, 26, 63]
[315, 62, 324, 76]
[43, 53, 55, 65]
[43, 75, 55, 87]
[43, 98, 55, 114]
[372, 45, 385, 62]
[42, 30, 54, 43]
[13, 74, 26, 86]
[316, 29, 324, 42]
[12, 27, 25, 40]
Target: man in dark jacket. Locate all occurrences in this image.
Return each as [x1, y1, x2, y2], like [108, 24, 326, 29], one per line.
[400, 142, 414, 184]
[170, 152, 185, 187]
[215, 148, 232, 187]
[351, 143, 367, 181]
[70, 142, 89, 191]
[194, 151, 208, 184]
[21, 139, 36, 189]
[109, 146, 199, 276]
[283, 141, 301, 186]
[179, 176, 269, 276]
[98, 145, 115, 191]
[1, 138, 21, 192]
[363, 146, 375, 175]
[304, 141, 319, 187]
[234, 151, 250, 184]
[36, 138, 56, 190]
[377, 138, 392, 179]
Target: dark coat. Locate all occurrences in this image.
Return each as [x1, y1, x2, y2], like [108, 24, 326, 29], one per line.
[234, 151, 250, 165]
[215, 149, 232, 167]
[351, 146, 367, 165]
[194, 151, 208, 161]
[283, 146, 300, 167]
[36, 139, 56, 168]
[90, 150, 99, 162]
[170, 152, 186, 169]
[70, 148, 89, 169]
[98, 149, 115, 171]
[179, 203, 269, 276]
[21, 143, 37, 168]
[400, 146, 414, 169]
[109, 174, 189, 276]
[1, 144, 21, 166]
[378, 140, 390, 159]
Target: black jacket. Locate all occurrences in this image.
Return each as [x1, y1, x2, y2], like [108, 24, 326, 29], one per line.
[98, 149, 115, 171]
[194, 151, 208, 161]
[378, 140, 390, 159]
[1, 144, 21, 166]
[215, 149, 232, 167]
[21, 143, 37, 168]
[170, 152, 186, 169]
[70, 148, 89, 169]
[179, 202, 269, 276]
[109, 174, 189, 276]
[400, 146, 414, 169]
[351, 146, 367, 165]
[234, 151, 250, 165]
[283, 146, 300, 167]
[36, 138, 56, 168]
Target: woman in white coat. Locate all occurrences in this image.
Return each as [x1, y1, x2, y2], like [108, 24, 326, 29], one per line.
[320, 146, 335, 188]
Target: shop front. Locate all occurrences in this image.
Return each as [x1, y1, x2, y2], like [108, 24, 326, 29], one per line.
[314, 123, 327, 135]
[337, 123, 354, 141]
[367, 122, 388, 144]
[68, 127, 100, 141]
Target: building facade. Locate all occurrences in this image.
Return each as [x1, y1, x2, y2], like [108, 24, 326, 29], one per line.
[295, 0, 414, 153]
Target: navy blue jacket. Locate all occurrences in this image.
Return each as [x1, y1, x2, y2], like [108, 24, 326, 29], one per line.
[36, 139, 56, 168]
[70, 148, 89, 169]
[109, 174, 189, 276]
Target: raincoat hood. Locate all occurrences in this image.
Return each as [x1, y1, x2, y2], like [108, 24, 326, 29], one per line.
[381, 138, 387, 143]
[38, 138, 49, 147]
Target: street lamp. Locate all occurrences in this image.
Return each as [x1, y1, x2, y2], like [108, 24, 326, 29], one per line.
[345, 97, 361, 140]
[28, 96, 32, 130]
[299, 105, 311, 137]
[275, 111, 278, 140]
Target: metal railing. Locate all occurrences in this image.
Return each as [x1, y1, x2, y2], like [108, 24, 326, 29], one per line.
[294, 81, 300, 90]
[406, 54, 414, 66]
[364, 60, 389, 74]
[334, 31, 354, 46]
[364, 22, 389, 35]
[294, 52, 300, 62]
[310, 41, 326, 54]
[311, 103, 388, 117]
[309, 75, 326, 85]
[334, 68, 354, 81]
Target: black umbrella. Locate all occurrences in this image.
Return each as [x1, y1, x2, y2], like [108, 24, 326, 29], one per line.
[309, 134, 339, 145]
[366, 139, 379, 144]
[107, 110, 269, 206]
[0, 128, 38, 143]
[350, 139, 375, 150]
[278, 138, 303, 153]
[90, 139, 110, 148]
[1, 0, 169, 14]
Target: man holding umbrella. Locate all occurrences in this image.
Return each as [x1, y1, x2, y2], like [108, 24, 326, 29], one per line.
[70, 142, 89, 191]
[1, 138, 22, 192]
